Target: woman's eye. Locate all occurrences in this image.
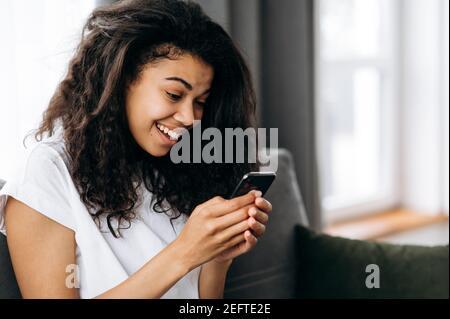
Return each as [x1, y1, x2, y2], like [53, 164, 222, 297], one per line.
[166, 92, 181, 101]
[196, 101, 206, 108]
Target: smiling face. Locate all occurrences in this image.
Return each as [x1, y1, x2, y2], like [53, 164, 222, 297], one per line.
[125, 53, 214, 157]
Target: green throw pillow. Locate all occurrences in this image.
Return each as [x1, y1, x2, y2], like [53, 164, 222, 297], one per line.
[295, 225, 449, 299]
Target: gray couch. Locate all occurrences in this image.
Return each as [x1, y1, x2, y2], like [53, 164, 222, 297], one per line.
[0, 180, 21, 298]
[0, 149, 309, 298]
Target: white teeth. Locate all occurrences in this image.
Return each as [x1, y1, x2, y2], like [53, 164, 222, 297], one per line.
[157, 123, 180, 141]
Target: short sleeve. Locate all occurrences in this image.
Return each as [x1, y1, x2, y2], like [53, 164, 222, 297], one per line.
[0, 143, 76, 235]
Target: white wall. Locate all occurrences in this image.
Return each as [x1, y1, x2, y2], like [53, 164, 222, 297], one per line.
[0, 0, 95, 181]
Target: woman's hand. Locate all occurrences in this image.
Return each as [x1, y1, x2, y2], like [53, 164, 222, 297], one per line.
[174, 190, 262, 271]
[213, 195, 272, 263]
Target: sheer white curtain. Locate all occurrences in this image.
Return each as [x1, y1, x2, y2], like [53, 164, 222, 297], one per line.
[316, 0, 400, 221]
[401, 0, 449, 215]
[442, 0, 449, 215]
[0, 0, 95, 181]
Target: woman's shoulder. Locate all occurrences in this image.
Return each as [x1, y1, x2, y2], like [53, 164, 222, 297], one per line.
[26, 129, 69, 169]
[0, 128, 77, 235]
[12, 128, 73, 186]
[1, 127, 73, 198]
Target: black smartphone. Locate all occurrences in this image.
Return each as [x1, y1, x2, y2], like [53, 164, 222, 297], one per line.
[228, 172, 276, 199]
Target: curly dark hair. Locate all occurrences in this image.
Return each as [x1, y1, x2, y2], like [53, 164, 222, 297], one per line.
[26, 0, 258, 237]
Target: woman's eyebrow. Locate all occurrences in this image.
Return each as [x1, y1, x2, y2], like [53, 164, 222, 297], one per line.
[165, 76, 210, 95]
[165, 77, 192, 90]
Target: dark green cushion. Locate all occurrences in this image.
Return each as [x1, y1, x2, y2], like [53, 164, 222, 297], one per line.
[295, 225, 449, 299]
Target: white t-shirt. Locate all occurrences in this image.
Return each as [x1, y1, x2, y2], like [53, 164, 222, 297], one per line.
[0, 130, 201, 299]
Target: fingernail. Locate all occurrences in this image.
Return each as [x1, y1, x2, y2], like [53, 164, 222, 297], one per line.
[254, 190, 262, 198]
[249, 207, 257, 216]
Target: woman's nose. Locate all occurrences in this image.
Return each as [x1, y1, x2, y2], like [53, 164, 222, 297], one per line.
[173, 100, 196, 127]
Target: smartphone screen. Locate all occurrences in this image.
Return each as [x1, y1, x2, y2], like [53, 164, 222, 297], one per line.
[228, 172, 276, 199]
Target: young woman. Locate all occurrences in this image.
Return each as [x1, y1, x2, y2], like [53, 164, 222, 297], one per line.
[0, 0, 272, 299]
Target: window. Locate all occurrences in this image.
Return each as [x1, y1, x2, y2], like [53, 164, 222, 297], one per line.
[0, 0, 95, 181]
[316, 0, 449, 223]
[315, 0, 400, 222]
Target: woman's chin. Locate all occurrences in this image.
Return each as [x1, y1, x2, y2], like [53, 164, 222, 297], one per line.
[137, 139, 171, 157]
[147, 146, 170, 157]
